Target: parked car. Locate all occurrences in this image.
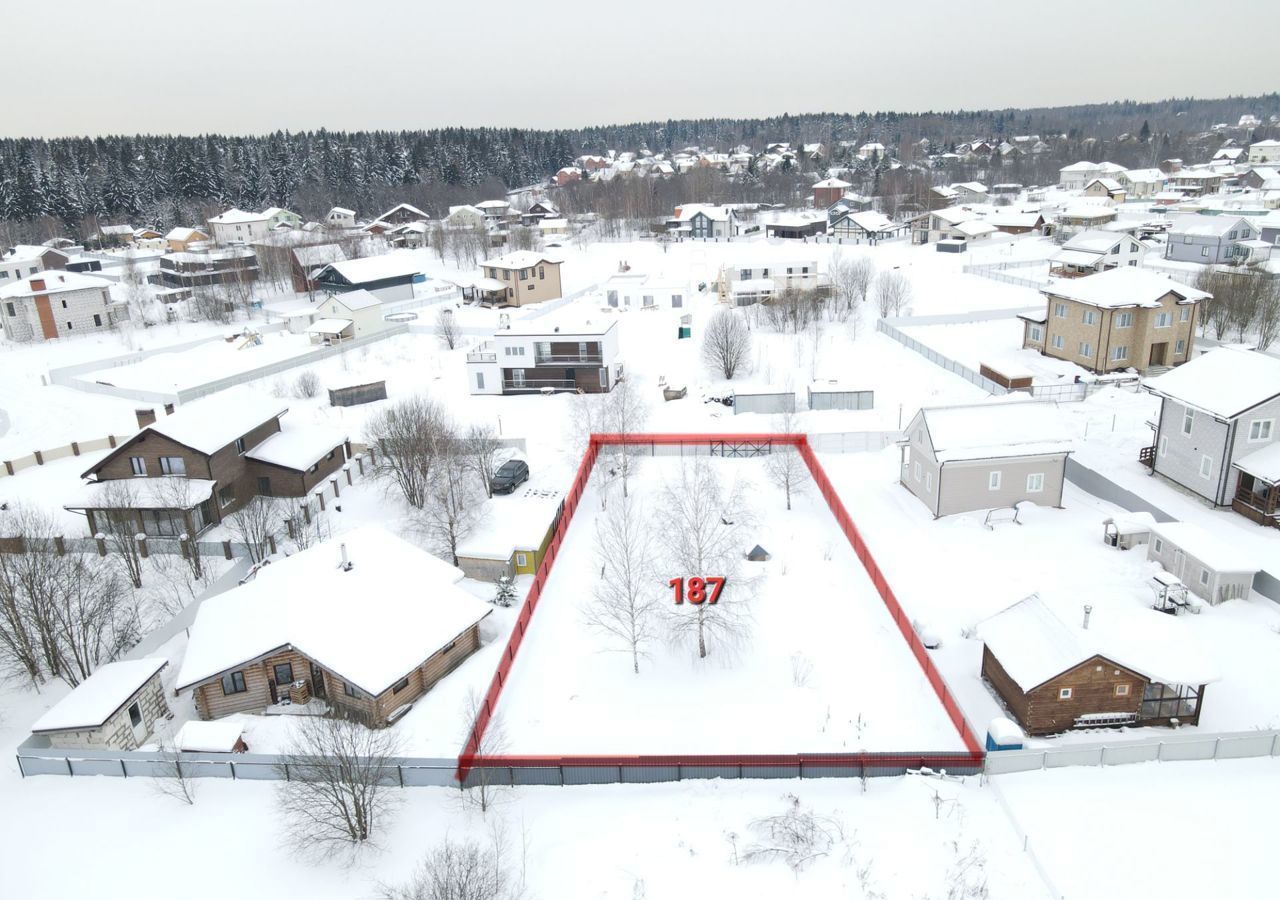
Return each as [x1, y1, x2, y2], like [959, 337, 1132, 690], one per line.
[490, 459, 530, 494]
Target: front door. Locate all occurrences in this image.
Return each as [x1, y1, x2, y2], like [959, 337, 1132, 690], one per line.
[34, 295, 58, 339]
[258, 476, 272, 497]
[311, 663, 327, 699]
[127, 701, 146, 744]
[1149, 343, 1168, 366]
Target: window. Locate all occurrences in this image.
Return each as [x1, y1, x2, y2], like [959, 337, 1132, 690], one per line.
[1059, 687, 1073, 700]
[511, 369, 526, 388]
[539, 266, 545, 280]
[343, 681, 361, 699]
[1155, 312, 1171, 328]
[988, 471, 1002, 490]
[739, 268, 751, 280]
[475, 372, 485, 391]
[3, 302, 13, 316]
[218, 485, 234, 508]
[1079, 342, 1093, 358]
[66, 321, 73, 330]
[913, 461, 922, 482]
[129, 456, 146, 476]
[1029, 325, 1043, 342]
[1179, 306, 1190, 322]
[60, 299, 67, 309]
[1082, 310, 1097, 325]
[273, 663, 294, 685]
[1026, 473, 1044, 493]
[1199, 569, 1210, 586]
[1182, 409, 1194, 435]
[672, 294, 683, 308]
[221, 671, 247, 695]
[515, 552, 528, 567]
[1116, 312, 1133, 328]
[1112, 346, 1128, 361]
[1158, 435, 1167, 457]
[925, 472, 933, 493]
[1249, 419, 1274, 442]
[1051, 334, 1064, 350]
[1200, 247, 1209, 258]
[159, 456, 186, 476]
[308, 463, 319, 474]
[1128, 260, 1137, 266]
[1175, 339, 1186, 356]
[93, 314, 102, 327]
[392, 676, 410, 694]
[235, 437, 245, 454]
[1054, 302, 1068, 318]
[1153, 538, 1164, 554]
[128, 701, 143, 729]
[598, 368, 607, 388]
[761, 269, 769, 278]
[1229, 230, 1237, 240]
[1115, 684, 1130, 697]
[1199, 454, 1212, 478]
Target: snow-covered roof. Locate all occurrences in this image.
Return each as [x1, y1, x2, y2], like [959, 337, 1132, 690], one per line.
[1150, 522, 1260, 573]
[305, 317, 352, 336]
[919, 400, 1073, 462]
[456, 493, 563, 560]
[328, 206, 356, 217]
[31, 659, 167, 733]
[813, 177, 852, 189]
[979, 594, 1219, 693]
[318, 253, 424, 285]
[1123, 168, 1165, 184]
[1043, 266, 1209, 310]
[1234, 442, 1280, 483]
[208, 208, 269, 225]
[374, 203, 429, 223]
[1058, 205, 1117, 221]
[1053, 249, 1106, 267]
[482, 251, 559, 270]
[291, 243, 347, 268]
[1086, 177, 1124, 191]
[245, 424, 346, 471]
[505, 311, 614, 337]
[141, 387, 287, 455]
[1168, 215, 1253, 238]
[475, 199, 511, 210]
[842, 210, 896, 233]
[67, 478, 216, 511]
[674, 204, 734, 222]
[930, 186, 959, 198]
[176, 527, 488, 696]
[175, 720, 245, 752]
[1, 244, 54, 262]
[329, 288, 381, 311]
[952, 181, 988, 193]
[953, 220, 996, 238]
[988, 211, 1042, 229]
[1061, 229, 1131, 254]
[0, 270, 111, 299]
[731, 278, 777, 293]
[164, 226, 207, 242]
[1102, 511, 1157, 536]
[1144, 348, 1280, 418]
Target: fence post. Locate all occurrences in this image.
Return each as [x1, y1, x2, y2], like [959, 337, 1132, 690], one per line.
[229, 760, 236, 780]
[267, 535, 277, 556]
[398, 764, 404, 787]
[137, 535, 148, 559]
[65, 756, 73, 776]
[355, 455, 365, 476]
[1157, 742, 1165, 761]
[329, 476, 340, 498]
[222, 540, 233, 560]
[54, 535, 65, 556]
[344, 466, 353, 486]
[1213, 737, 1221, 760]
[121, 758, 127, 777]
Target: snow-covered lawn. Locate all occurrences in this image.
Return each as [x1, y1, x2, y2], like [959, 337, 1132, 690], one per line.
[818, 445, 1280, 744]
[899, 318, 1093, 383]
[493, 454, 967, 754]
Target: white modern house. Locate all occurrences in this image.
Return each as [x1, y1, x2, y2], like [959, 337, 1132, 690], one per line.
[717, 258, 824, 305]
[325, 207, 357, 228]
[466, 314, 622, 395]
[207, 208, 272, 246]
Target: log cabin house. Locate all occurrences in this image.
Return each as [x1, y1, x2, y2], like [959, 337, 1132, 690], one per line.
[66, 388, 347, 538]
[174, 527, 492, 727]
[979, 594, 1217, 735]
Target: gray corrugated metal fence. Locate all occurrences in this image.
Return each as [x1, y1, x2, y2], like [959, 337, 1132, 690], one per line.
[985, 729, 1280, 775]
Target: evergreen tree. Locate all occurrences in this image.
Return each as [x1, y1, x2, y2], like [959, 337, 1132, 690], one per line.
[493, 575, 517, 608]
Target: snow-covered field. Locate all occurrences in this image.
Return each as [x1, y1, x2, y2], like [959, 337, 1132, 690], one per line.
[495, 454, 966, 754]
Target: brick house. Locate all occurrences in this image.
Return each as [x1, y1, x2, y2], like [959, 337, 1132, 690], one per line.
[477, 252, 563, 307]
[0, 271, 121, 342]
[175, 527, 492, 727]
[67, 388, 348, 538]
[30, 659, 170, 750]
[1021, 267, 1209, 374]
[812, 177, 852, 209]
[979, 594, 1217, 735]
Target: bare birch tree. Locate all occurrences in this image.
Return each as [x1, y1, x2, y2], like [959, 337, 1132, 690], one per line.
[874, 270, 912, 317]
[701, 308, 752, 379]
[657, 460, 753, 660]
[585, 493, 660, 674]
[764, 411, 808, 511]
[95, 480, 145, 588]
[458, 688, 510, 815]
[275, 712, 404, 857]
[434, 307, 460, 350]
[378, 835, 522, 900]
[463, 423, 502, 499]
[365, 394, 455, 509]
[152, 723, 198, 806]
[569, 393, 612, 509]
[419, 450, 481, 567]
[224, 496, 287, 564]
[603, 378, 649, 497]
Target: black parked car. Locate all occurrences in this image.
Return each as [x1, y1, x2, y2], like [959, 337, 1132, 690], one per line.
[490, 459, 530, 494]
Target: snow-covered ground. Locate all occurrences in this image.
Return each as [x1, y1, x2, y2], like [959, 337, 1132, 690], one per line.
[495, 454, 966, 754]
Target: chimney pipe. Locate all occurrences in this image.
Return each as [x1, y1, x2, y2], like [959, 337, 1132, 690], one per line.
[135, 408, 157, 428]
[339, 543, 352, 571]
[1083, 605, 1093, 630]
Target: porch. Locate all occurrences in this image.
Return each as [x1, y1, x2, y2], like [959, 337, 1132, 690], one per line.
[1232, 470, 1279, 528]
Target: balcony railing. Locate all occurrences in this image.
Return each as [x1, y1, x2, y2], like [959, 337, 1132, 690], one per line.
[503, 378, 585, 393]
[467, 342, 496, 363]
[534, 354, 603, 366]
[1138, 446, 1156, 469]
[1233, 485, 1278, 524]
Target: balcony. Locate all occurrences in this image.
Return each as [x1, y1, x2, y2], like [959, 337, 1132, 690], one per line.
[466, 342, 496, 363]
[534, 353, 604, 366]
[1138, 446, 1156, 469]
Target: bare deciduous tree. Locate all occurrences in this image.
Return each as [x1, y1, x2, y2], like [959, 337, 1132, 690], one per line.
[603, 378, 649, 497]
[874, 270, 912, 317]
[459, 688, 510, 815]
[764, 412, 807, 511]
[434, 307, 460, 350]
[739, 794, 844, 873]
[569, 393, 613, 508]
[366, 395, 454, 509]
[463, 423, 502, 499]
[378, 835, 522, 900]
[419, 450, 481, 567]
[294, 370, 321, 399]
[585, 494, 660, 674]
[152, 723, 198, 806]
[657, 460, 753, 660]
[275, 712, 404, 856]
[1254, 278, 1280, 350]
[225, 496, 287, 564]
[95, 480, 145, 588]
[701, 308, 753, 380]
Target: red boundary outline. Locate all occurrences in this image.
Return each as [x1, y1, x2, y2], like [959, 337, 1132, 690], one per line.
[457, 433, 984, 780]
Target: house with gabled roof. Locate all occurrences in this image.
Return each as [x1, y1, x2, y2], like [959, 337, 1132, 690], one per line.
[175, 527, 492, 726]
[66, 387, 347, 537]
[812, 177, 851, 209]
[164, 226, 210, 252]
[1083, 177, 1126, 203]
[479, 251, 564, 307]
[1049, 229, 1146, 278]
[979, 593, 1217, 735]
[1023, 267, 1208, 374]
[830, 210, 907, 241]
[1, 271, 121, 342]
[373, 202, 430, 226]
[899, 400, 1073, 517]
[208, 208, 271, 246]
[1164, 215, 1258, 264]
[305, 289, 385, 345]
[311, 251, 424, 302]
[325, 207, 356, 229]
[1142, 348, 1280, 525]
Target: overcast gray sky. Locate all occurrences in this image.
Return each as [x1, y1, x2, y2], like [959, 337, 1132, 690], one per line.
[6, 0, 1275, 138]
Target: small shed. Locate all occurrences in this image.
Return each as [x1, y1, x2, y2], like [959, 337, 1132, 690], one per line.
[455, 493, 563, 580]
[1102, 511, 1157, 550]
[175, 719, 249, 753]
[746, 545, 771, 561]
[1146, 522, 1259, 605]
[329, 380, 388, 407]
[807, 380, 873, 411]
[732, 389, 796, 416]
[30, 658, 170, 750]
[936, 238, 967, 253]
[979, 360, 1034, 391]
[985, 716, 1024, 751]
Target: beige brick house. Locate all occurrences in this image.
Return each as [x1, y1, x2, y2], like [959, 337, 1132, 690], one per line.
[1020, 268, 1210, 374]
[479, 251, 563, 307]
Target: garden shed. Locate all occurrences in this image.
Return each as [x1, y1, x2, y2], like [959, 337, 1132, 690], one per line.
[1146, 522, 1259, 605]
[1102, 511, 1157, 550]
[30, 658, 170, 750]
[807, 380, 874, 411]
[732, 389, 796, 416]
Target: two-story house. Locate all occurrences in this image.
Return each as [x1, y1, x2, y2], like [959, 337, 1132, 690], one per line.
[466, 315, 621, 395]
[1164, 215, 1258, 264]
[1, 271, 121, 342]
[1249, 140, 1280, 165]
[156, 247, 259, 291]
[477, 252, 563, 307]
[207, 208, 272, 246]
[716, 258, 826, 305]
[1049, 230, 1147, 278]
[671, 204, 739, 239]
[325, 207, 357, 229]
[1021, 267, 1209, 374]
[1142, 348, 1280, 527]
[0, 245, 70, 283]
[66, 388, 348, 538]
[812, 177, 852, 209]
[1118, 168, 1166, 199]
